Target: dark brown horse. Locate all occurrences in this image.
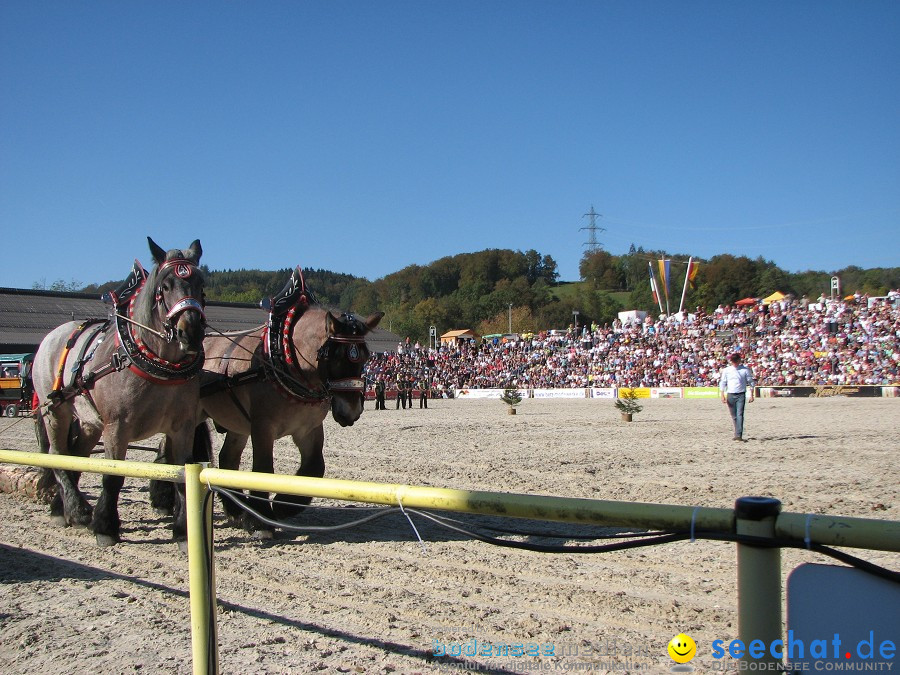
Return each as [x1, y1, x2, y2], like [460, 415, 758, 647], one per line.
[153, 267, 382, 538]
[32, 238, 206, 546]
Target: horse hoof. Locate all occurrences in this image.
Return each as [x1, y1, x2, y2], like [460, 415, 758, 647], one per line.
[60, 514, 92, 529]
[250, 528, 274, 540]
[152, 507, 172, 517]
[95, 534, 119, 547]
[223, 516, 243, 529]
[176, 539, 189, 554]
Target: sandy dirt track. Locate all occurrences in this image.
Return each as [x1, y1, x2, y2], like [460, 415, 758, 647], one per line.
[0, 397, 897, 674]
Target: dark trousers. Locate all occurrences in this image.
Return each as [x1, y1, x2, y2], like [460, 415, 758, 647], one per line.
[397, 393, 406, 409]
[726, 392, 747, 438]
[419, 393, 428, 408]
[375, 395, 385, 410]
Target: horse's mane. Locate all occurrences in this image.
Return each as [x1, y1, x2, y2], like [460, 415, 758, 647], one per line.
[131, 259, 160, 327]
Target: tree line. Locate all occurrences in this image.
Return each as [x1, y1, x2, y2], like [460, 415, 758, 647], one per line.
[69, 246, 898, 343]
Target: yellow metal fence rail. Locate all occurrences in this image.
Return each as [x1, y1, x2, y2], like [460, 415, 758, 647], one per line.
[1, 448, 898, 674]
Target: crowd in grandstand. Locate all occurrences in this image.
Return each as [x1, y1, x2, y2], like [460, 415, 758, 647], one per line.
[363, 290, 900, 393]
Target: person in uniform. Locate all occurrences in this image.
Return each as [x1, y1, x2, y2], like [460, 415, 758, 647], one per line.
[374, 377, 386, 410]
[396, 375, 407, 409]
[418, 376, 430, 408]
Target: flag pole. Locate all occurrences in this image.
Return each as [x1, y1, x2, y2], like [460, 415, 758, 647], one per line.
[678, 256, 692, 315]
[648, 262, 664, 315]
[663, 259, 671, 316]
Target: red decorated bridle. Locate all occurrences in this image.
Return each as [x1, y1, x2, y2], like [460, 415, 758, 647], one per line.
[316, 327, 370, 394]
[264, 306, 370, 402]
[152, 257, 207, 341]
[118, 256, 206, 383]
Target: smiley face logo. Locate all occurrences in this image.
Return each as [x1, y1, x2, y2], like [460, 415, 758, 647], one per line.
[667, 633, 696, 664]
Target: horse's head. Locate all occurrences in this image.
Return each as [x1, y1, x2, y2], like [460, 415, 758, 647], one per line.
[309, 310, 383, 426]
[144, 237, 206, 358]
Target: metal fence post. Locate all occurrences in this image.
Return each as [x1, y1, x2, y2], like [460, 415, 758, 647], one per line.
[185, 463, 218, 675]
[735, 496, 782, 670]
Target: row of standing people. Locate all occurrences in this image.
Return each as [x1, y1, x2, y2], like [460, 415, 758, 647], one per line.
[373, 351, 758, 444]
[373, 376, 431, 410]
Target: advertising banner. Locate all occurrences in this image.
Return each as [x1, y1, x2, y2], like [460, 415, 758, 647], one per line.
[532, 389, 588, 399]
[616, 387, 651, 399]
[758, 386, 882, 398]
[650, 387, 682, 399]
[683, 387, 720, 399]
[590, 388, 616, 399]
[454, 389, 506, 399]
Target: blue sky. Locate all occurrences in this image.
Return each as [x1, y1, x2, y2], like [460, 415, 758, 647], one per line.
[1, 1, 898, 289]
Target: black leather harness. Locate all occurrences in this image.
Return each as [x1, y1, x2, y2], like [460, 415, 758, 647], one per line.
[48, 258, 205, 407]
[200, 267, 370, 420]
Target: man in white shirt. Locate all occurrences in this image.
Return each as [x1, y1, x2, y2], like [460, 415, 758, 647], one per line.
[719, 352, 755, 441]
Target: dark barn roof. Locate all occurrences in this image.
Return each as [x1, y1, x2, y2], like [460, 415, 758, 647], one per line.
[0, 288, 400, 355]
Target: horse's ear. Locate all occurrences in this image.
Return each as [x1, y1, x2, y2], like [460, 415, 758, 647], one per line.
[148, 237, 167, 266]
[325, 311, 338, 335]
[364, 312, 384, 330]
[187, 239, 202, 263]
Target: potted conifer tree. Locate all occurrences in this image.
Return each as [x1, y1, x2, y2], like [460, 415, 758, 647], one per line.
[614, 388, 643, 422]
[501, 388, 523, 415]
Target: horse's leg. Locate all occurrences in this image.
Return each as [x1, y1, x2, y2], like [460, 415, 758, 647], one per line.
[273, 424, 325, 519]
[168, 420, 208, 545]
[34, 411, 67, 522]
[171, 479, 188, 545]
[243, 427, 277, 539]
[148, 436, 175, 515]
[42, 406, 93, 528]
[92, 430, 128, 547]
[217, 431, 250, 527]
[33, 410, 59, 498]
[149, 423, 211, 516]
[92, 473, 125, 547]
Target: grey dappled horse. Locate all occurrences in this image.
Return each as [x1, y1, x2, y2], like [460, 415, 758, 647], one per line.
[32, 238, 206, 546]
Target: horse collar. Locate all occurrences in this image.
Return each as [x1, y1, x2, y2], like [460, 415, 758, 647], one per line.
[115, 311, 204, 384]
[263, 305, 330, 402]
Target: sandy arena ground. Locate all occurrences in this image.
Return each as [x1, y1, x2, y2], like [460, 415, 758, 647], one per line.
[0, 397, 897, 674]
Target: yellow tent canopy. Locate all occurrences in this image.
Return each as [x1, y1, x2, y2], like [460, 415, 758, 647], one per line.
[762, 291, 785, 305]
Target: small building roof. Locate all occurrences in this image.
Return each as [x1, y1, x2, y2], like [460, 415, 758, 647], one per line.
[439, 329, 480, 344]
[440, 329, 479, 338]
